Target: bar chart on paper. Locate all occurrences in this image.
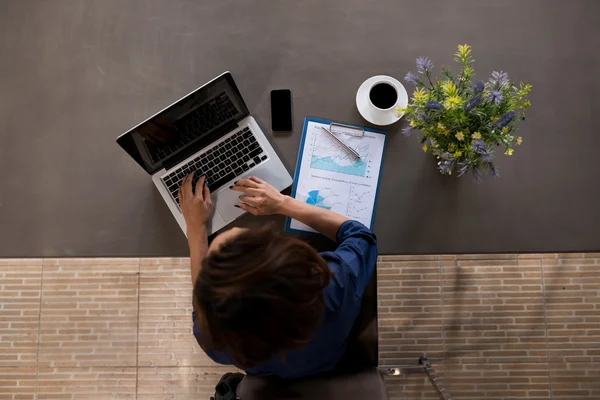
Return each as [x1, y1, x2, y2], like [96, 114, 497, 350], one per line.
[287, 118, 386, 234]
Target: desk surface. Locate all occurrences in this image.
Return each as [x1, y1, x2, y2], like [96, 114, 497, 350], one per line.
[1, 0, 599, 257]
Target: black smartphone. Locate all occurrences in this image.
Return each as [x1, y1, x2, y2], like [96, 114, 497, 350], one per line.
[270, 89, 293, 132]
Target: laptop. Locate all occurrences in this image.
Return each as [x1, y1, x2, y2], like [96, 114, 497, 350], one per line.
[116, 72, 293, 235]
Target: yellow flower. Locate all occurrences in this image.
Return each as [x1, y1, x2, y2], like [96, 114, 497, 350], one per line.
[505, 148, 514, 156]
[409, 120, 417, 127]
[443, 96, 463, 110]
[441, 81, 459, 97]
[502, 127, 509, 133]
[516, 136, 523, 145]
[422, 144, 428, 152]
[442, 130, 450, 136]
[437, 122, 446, 132]
[456, 44, 472, 61]
[453, 151, 462, 159]
[492, 116, 499, 123]
[472, 132, 482, 139]
[455, 131, 465, 141]
[412, 88, 428, 104]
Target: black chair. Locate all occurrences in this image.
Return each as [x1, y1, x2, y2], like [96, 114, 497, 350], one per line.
[236, 276, 388, 400]
[237, 368, 387, 400]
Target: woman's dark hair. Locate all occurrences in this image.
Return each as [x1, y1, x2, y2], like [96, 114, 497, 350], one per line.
[194, 224, 331, 368]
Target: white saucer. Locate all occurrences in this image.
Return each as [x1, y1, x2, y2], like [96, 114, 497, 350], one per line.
[356, 75, 408, 126]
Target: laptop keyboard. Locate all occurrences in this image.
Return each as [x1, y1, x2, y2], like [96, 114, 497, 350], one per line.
[147, 92, 237, 163]
[161, 127, 268, 206]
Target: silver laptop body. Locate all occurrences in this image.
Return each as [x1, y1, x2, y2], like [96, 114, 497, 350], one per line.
[117, 71, 292, 235]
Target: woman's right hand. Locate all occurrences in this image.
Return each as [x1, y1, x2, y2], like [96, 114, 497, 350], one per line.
[230, 176, 287, 216]
[232, 176, 349, 240]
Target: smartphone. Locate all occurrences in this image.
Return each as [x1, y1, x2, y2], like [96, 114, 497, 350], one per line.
[270, 89, 293, 132]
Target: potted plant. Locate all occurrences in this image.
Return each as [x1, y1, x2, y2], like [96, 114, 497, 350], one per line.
[399, 44, 532, 181]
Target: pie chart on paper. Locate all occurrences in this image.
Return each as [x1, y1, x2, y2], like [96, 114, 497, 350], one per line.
[305, 190, 331, 210]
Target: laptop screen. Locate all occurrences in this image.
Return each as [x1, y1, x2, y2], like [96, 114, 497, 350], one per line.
[117, 72, 249, 174]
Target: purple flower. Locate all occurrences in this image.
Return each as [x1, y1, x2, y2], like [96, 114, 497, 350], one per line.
[458, 162, 483, 182]
[473, 81, 485, 94]
[456, 157, 495, 181]
[464, 95, 482, 111]
[417, 112, 431, 123]
[488, 90, 503, 105]
[493, 111, 516, 129]
[439, 158, 455, 175]
[404, 71, 420, 85]
[457, 162, 469, 177]
[402, 126, 413, 136]
[488, 163, 499, 177]
[471, 165, 483, 183]
[425, 100, 443, 110]
[472, 139, 486, 153]
[489, 71, 509, 87]
[473, 139, 493, 162]
[416, 57, 434, 74]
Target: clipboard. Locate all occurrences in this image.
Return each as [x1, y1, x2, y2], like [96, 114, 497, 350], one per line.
[285, 117, 387, 235]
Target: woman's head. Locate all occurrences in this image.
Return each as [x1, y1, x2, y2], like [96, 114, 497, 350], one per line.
[194, 224, 331, 368]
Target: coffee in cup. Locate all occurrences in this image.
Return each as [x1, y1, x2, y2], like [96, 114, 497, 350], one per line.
[369, 82, 398, 110]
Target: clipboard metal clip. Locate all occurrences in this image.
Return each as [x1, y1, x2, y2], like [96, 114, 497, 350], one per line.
[329, 122, 364, 138]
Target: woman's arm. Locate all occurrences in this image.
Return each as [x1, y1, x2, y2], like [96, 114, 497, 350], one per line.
[187, 227, 208, 287]
[278, 196, 349, 241]
[178, 174, 213, 287]
[231, 177, 349, 241]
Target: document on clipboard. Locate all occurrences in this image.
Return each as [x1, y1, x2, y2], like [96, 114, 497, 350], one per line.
[285, 117, 387, 234]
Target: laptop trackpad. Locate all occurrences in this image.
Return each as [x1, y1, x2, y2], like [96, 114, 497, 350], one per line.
[216, 189, 245, 222]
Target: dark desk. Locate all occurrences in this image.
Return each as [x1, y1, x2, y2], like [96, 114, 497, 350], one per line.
[1, 0, 599, 257]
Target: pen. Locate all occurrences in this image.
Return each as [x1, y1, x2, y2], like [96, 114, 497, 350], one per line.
[320, 126, 361, 160]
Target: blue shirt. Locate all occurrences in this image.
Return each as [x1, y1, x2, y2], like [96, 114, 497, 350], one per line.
[192, 220, 377, 378]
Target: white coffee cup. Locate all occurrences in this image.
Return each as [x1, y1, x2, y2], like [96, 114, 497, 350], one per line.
[356, 75, 408, 126]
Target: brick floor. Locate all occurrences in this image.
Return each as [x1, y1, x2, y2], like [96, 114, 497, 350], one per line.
[0, 254, 598, 399]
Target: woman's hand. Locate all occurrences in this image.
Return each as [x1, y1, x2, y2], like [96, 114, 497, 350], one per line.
[231, 176, 349, 240]
[230, 176, 287, 216]
[178, 174, 213, 236]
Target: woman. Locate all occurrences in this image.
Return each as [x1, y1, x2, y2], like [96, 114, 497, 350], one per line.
[178, 173, 377, 379]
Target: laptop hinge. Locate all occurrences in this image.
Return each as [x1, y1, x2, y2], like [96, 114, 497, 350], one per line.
[162, 121, 239, 171]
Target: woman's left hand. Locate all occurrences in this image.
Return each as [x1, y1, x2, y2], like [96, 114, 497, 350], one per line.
[178, 174, 213, 235]
[230, 176, 286, 216]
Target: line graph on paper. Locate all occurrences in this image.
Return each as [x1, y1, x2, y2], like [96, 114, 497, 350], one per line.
[346, 184, 373, 227]
[346, 202, 372, 228]
[349, 186, 372, 202]
[309, 130, 370, 177]
[347, 204, 370, 215]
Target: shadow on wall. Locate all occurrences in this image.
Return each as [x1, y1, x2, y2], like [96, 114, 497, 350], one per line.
[442, 259, 547, 363]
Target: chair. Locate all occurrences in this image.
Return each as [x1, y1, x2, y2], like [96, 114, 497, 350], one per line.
[237, 368, 387, 400]
[236, 276, 388, 400]
[233, 269, 454, 400]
